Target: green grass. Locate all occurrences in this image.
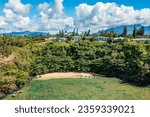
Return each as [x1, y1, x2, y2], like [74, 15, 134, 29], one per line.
[4, 77, 150, 100]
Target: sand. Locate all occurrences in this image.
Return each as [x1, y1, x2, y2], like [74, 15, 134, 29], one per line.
[35, 72, 98, 80]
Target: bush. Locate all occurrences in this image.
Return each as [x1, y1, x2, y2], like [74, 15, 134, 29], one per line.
[6, 69, 29, 86]
[30, 41, 150, 86]
[0, 76, 17, 94]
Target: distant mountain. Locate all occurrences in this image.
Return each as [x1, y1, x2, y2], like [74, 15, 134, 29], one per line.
[105, 24, 150, 35]
[1, 31, 48, 36]
[1, 24, 150, 36]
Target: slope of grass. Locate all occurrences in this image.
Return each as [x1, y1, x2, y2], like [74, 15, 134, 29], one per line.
[4, 77, 150, 100]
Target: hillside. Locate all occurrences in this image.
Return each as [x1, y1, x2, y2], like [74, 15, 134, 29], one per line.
[1, 31, 48, 37]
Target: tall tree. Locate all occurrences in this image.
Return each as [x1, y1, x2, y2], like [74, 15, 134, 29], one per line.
[122, 26, 127, 36]
[132, 26, 136, 38]
[141, 26, 145, 36]
[87, 29, 91, 36]
[136, 26, 145, 36]
[76, 28, 79, 36]
[72, 28, 76, 36]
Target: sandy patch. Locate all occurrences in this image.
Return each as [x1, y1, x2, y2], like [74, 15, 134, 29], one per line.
[35, 72, 99, 80]
[0, 52, 16, 64]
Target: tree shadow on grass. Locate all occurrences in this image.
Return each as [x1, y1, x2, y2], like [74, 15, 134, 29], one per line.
[99, 74, 150, 87]
[119, 80, 150, 87]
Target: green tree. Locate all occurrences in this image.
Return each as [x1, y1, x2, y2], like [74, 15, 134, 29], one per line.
[72, 28, 76, 36]
[87, 29, 91, 36]
[122, 26, 127, 37]
[140, 26, 145, 36]
[76, 28, 79, 36]
[132, 26, 136, 38]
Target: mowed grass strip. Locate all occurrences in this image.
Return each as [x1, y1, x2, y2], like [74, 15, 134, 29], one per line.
[4, 77, 150, 100]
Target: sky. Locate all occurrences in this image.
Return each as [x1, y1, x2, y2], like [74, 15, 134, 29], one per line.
[0, 0, 150, 33]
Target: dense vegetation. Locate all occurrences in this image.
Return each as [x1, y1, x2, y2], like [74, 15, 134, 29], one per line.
[0, 36, 150, 99]
[31, 40, 150, 85]
[0, 36, 34, 98]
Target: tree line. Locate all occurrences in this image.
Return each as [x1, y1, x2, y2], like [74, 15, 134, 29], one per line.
[31, 40, 150, 86]
[57, 26, 147, 39]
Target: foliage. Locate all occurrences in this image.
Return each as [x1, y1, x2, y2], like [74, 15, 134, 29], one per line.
[0, 36, 29, 47]
[30, 40, 150, 86]
[100, 30, 118, 38]
[132, 26, 145, 38]
[5, 69, 29, 86]
[0, 76, 17, 94]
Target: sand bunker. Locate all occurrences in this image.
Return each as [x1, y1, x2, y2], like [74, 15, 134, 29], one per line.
[35, 72, 99, 80]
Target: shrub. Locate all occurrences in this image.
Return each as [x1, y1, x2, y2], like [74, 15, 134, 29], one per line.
[0, 76, 17, 94]
[6, 69, 29, 86]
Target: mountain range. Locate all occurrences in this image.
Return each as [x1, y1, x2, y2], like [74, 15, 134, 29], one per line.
[105, 24, 150, 35]
[0, 24, 150, 36]
[1, 31, 48, 36]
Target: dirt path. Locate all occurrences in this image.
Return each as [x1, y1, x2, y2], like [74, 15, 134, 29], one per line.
[0, 53, 16, 63]
[35, 72, 98, 80]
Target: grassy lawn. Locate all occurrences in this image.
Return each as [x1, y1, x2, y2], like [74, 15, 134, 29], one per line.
[4, 77, 150, 100]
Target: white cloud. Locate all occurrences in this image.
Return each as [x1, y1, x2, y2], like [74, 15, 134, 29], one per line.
[3, 9, 16, 23]
[1, 0, 31, 31]
[38, 2, 50, 12]
[37, 0, 74, 31]
[0, 16, 7, 30]
[75, 2, 150, 31]
[13, 16, 31, 30]
[5, 0, 30, 16]
[136, 8, 150, 25]
[0, 1, 150, 32]
[52, 0, 64, 18]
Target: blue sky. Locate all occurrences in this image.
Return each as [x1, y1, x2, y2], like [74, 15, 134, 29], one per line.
[0, 0, 150, 16]
[0, 0, 150, 32]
